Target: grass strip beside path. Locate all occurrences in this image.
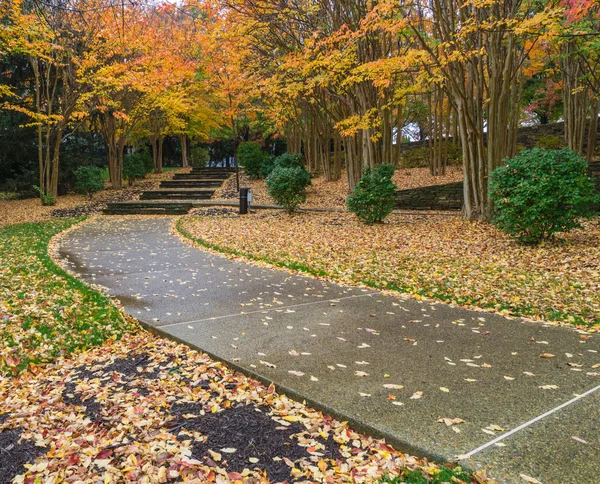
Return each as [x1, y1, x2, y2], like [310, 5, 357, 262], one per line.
[0, 218, 139, 375]
[177, 211, 600, 328]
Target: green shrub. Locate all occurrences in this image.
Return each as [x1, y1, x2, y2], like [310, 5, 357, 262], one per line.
[535, 134, 564, 150]
[261, 153, 304, 178]
[278, 152, 303, 169]
[267, 165, 311, 212]
[139, 151, 154, 174]
[347, 164, 397, 224]
[261, 155, 277, 179]
[237, 142, 267, 179]
[123, 153, 148, 186]
[74, 166, 104, 200]
[400, 143, 462, 169]
[262, 152, 304, 178]
[489, 148, 598, 244]
[190, 146, 210, 168]
[32, 185, 56, 206]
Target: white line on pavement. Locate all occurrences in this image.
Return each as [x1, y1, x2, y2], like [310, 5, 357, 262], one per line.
[459, 383, 600, 460]
[158, 292, 378, 329]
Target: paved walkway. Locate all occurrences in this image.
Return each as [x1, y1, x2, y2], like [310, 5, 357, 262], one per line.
[58, 217, 600, 483]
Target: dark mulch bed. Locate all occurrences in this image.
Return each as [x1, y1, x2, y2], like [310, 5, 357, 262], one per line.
[172, 404, 341, 483]
[62, 366, 105, 422]
[0, 414, 47, 483]
[62, 353, 179, 420]
[53, 353, 343, 482]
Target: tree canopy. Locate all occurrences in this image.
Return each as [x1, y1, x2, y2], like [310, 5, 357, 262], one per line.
[1, 0, 599, 218]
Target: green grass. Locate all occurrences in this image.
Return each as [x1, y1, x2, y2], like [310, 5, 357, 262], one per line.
[0, 218, 139, 375]
[381, 467, 473, 483]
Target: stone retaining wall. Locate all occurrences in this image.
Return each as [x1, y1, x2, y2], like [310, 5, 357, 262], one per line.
[395, 163, 600, 212]
[395, 181, 463, 211]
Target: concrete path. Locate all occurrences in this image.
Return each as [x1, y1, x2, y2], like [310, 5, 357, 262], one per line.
[58, 217, 600, 483]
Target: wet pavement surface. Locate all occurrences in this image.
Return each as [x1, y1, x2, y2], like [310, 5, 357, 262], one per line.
[59, 217, 600, 483]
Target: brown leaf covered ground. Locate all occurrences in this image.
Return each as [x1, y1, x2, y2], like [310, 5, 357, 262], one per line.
[179, 211, 600, 327]
[212, 167, 463, 209]
[0, 170, 180, 228]
[0, 332, 466, 484]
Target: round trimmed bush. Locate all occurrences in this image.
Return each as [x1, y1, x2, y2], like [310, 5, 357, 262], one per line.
[267, 165, 311, 212]
[237, 142, 267, 179]
[347, 164, 397, 224]
[262, 152, 303, 179]
[489, 148, 598, 244]
[74, 166, 104, 200]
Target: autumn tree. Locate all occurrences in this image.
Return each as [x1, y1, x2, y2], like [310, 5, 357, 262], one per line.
[1, 0, 91, 202]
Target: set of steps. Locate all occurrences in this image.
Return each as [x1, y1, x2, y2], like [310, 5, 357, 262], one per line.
[104, 201, 193, 215]
[104, 167, 234, 215]
[175, 172, 231, 181]
[160, 179, 222, 188]
[140, 189, 215, 200]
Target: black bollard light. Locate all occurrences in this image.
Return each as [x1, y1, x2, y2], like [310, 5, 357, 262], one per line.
[239, 186, 249, 214]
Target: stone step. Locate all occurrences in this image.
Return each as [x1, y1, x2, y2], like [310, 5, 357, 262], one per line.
[173, 173, 224, 179]
[175, 173, 231, 180]
[104, 208, 190, 215]
[162, 179, 223, 187]
[190, 169, 235, 176]
[103, 201, 193, 215]
[140, 190, 214, 200]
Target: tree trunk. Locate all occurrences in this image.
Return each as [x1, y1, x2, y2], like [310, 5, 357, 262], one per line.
[181, 135, 189, 167]
[156, 137, 164, 174]
[586, 100, 599, 163]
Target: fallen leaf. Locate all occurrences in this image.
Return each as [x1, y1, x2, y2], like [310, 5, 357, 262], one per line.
[571, 436, 588, 444]
[383, 384, 404, 389]
[438, 417, 465, 426]
[519, 474, 543, 483]
[208, 450, 222, 462]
